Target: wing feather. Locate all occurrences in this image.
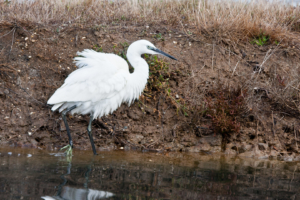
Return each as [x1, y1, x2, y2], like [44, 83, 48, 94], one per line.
[47, 50, 130, 106]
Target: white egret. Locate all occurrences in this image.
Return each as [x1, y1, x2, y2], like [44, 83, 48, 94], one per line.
[47, 40, 177, 155]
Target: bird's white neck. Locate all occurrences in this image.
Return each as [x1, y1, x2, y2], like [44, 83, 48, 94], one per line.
[125, 52, 149, 104]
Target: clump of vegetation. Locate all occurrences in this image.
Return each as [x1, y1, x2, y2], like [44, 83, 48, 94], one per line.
[204, 87, 247, 137]
[154, 33, 164, 41]
[144, 54, 170, 92]
[251, 33, 269, 46]
[92, 44, 103, 52]
[143, 54, 189, 116]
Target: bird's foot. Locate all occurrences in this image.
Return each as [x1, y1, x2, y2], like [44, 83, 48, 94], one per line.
[60, 144, 73, 157]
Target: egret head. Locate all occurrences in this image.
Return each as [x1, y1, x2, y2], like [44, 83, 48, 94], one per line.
[130, 40, 177, 60]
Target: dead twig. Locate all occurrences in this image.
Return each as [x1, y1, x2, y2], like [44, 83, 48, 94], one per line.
[8, 27, 16, 59]
[212, 42, 215, 70]
[231, 60, 240, 77]
[0, 27, 15, 39]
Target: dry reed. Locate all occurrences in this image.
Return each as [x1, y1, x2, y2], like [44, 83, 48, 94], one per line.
[0, 0, 299, 42]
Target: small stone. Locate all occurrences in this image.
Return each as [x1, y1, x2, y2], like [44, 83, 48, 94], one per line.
[127, 134, 144, 144]
[282, 154, 294, 162]
[173, 41, 177, 44]
[258, 143, 268, 151]
[28, 132, 32, 136]
[25, 37, 28, 41]
[224, 148, 237, 155]
[238, 151, 255, 158]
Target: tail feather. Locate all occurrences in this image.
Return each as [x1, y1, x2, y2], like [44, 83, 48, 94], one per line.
[51, 103, 63, 111]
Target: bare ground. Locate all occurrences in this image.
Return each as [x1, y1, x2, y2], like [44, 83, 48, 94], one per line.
[0, 21, 300, 161]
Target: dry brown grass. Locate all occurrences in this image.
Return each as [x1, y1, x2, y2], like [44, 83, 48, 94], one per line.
[0, 0, 299, 43]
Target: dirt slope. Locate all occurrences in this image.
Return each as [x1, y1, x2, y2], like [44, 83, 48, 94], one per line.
[0, 22, 300, 160]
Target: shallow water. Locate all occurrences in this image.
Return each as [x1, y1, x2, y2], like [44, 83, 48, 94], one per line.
[1, 148, 300, 200]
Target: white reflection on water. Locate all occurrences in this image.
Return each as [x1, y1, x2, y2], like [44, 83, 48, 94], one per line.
[42, 188, 114, 200]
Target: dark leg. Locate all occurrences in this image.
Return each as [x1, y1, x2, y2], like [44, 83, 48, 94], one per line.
[87, 116, 97, 155]
[62, 105, 77, 148]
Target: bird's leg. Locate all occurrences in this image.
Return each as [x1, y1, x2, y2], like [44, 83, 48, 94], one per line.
[61, 105, 77, 156]
[87, 115, 97, 155]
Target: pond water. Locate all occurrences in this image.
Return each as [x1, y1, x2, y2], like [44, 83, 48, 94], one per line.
[1, 148, 300, 200]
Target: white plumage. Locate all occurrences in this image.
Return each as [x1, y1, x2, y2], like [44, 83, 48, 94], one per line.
[47, 39, 176, 155]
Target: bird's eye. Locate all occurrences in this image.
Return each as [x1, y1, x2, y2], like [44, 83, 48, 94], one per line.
[147, 46, 151, 50]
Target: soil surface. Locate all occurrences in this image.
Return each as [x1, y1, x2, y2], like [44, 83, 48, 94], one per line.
[0, 22, 300, 161]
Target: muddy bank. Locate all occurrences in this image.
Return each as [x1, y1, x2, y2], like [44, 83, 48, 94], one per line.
[0, 22, 300, 161]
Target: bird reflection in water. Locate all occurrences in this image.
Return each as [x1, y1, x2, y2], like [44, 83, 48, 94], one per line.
[41, 161, 113, 200]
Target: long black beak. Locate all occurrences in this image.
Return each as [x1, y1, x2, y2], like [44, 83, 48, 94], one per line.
[153, 48, 177, 60]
